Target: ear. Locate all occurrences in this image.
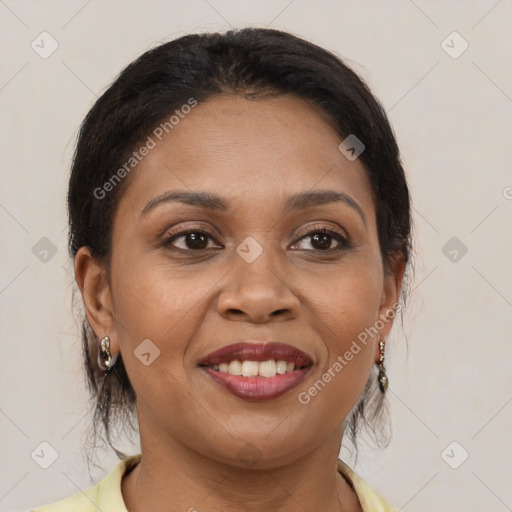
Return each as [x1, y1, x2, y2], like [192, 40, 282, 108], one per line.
[74, 246, 120, 357]
[374, 251, 406, 362]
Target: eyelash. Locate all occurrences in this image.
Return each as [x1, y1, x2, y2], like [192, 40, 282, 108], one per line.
[161, 225, 351, 253]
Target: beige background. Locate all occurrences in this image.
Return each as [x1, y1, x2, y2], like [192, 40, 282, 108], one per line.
[1, 1, 511, 510]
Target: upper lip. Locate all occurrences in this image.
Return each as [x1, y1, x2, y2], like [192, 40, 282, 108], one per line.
[198, 341, 314, 367]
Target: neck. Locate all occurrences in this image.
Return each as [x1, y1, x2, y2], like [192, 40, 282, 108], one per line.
[121, 419, 361, 512]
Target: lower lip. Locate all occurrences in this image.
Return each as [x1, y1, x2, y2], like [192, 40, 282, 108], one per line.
[201, 367, 311, 401]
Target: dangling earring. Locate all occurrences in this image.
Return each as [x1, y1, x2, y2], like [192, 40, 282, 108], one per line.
[99, 336, 115, 374]
[378, 339, 388, 393]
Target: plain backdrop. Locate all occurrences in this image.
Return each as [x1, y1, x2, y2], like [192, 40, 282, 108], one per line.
[1, 1, 511, 511]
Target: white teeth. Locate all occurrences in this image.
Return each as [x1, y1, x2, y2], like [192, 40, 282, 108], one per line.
[228, 360, 242, 375]
[276, 360, 288, 374]
[241, 360, 259, 377]
[259, 360, 277, 378]
[210, 359, 299, 377]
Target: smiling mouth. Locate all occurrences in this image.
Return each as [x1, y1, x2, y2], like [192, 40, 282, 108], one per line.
[198, 341, 313, 401]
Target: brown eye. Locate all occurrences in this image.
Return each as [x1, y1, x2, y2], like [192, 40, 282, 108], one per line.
[162, 230, 219, 251]
[292, 227, 350, 252]
[310, 232, 334, 250]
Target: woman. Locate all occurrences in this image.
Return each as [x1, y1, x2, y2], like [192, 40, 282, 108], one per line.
[33, 27, 411, 511]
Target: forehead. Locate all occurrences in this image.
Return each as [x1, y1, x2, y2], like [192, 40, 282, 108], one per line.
[115, 94, 375, 221]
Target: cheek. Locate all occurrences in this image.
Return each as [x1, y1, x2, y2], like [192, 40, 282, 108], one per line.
[309, 253, 383, 347]
[298, 257, 382, 413]
[109, 252, 216, 377]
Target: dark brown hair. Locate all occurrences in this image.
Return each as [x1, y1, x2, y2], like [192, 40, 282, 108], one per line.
[67, 27, 413, 462]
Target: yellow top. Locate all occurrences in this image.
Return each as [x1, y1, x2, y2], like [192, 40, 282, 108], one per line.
[32, 454, 397, 511]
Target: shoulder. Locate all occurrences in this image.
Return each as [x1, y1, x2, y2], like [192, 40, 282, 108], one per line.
[30, 454, 141, 512]
[337, 460, 398, 512]
[30, 485, 99, 512]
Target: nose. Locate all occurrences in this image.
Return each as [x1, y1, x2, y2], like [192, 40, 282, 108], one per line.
[217, 252, 300, 324]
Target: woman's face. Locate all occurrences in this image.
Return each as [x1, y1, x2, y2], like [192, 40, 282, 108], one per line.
[79, 94, 404, 468]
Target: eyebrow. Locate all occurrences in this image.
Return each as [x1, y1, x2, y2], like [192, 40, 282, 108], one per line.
[140, 189, 367, 227]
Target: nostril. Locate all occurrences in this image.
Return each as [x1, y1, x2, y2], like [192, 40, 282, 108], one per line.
[227, 309, 244, 315]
